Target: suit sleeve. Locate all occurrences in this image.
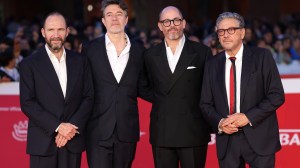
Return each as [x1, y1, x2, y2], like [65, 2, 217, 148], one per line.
[68, 55, 94, 134]
[19, 60, 60, 137]
[244, 49, 285, 127]
[200, 59, 223, 132]
[138, 49, 153, 102]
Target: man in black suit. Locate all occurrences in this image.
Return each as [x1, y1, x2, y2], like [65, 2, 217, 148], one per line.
[82, 0, 151, 167]
[144, 6, 212, 168]
[19, 12, 94, 168]
[200, 12, 285, 168]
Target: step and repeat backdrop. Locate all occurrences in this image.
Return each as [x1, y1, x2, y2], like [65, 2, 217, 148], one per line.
[1, 77, 300, 168]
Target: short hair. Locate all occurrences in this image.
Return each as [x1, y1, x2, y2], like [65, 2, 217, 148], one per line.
[0, 37, 14, 47]
[101, 0, 128, 17]
[43, 11, 67, 28]
[0, 47, 14, 67]
[215, 12, 245, 30]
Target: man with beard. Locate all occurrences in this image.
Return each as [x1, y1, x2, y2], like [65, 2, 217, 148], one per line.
[19, 12, 94, 168]
[82, 0, 151, 167]
[144, 6, 212, 168]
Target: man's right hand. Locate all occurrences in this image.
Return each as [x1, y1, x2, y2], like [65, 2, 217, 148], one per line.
[57, 123, 78, 140]
[55, 134, 68, 148]
[220, 118, 238, 134]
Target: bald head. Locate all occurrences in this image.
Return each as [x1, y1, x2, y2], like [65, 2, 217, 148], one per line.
[159, 6, 183, 21]
[157, 6, 186, 42]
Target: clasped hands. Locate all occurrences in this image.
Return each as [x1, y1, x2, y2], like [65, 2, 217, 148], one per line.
[220, 113, 250, 134]
[55, 123, 79, 148]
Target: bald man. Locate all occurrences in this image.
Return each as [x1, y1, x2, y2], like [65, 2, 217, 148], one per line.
[144, 6, 212, 168]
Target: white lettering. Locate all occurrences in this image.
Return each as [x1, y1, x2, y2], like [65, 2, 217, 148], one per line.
[280, 133, 300, 146]
[0, 107, 9, 111]
[280, 133, 290, 146]
[209, 134, 216, 145]
[289, 134, 300, 146]
[9, 106, 21, 112]
[209, 131, 300, 146]
[0, 106, 21, 112]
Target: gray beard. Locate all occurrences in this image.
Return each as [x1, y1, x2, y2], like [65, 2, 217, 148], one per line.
[47, 43, 63, 53]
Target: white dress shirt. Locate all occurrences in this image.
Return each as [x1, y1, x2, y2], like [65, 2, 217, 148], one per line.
[165, 35, 185, 73]
[225, 44, 244, 114]
[45, 44, 67, 98]
[105, 33, 131, 83]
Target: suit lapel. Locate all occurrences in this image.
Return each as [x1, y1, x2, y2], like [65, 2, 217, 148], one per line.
[167, 40, 196, 92]
[99, 37, 119, 85]
[119, 42, 134, 84]
[217, 52, 229, 115]
[65, 50, 79, 101]
[152, 43, 173, 83]
[240, 46, 254, 105]
[35, 47, 64, 99]
[157, 43, 173, 77]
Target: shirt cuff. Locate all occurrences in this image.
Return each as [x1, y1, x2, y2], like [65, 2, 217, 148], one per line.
[218, 118, 225, 134]
[55, 124, 61, 132]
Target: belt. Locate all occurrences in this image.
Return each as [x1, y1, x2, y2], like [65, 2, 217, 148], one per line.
[237, 127, 243, 133]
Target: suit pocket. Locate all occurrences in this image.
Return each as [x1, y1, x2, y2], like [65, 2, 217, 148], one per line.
[27, 126, 54, 155]
[89, 103, 103, 119]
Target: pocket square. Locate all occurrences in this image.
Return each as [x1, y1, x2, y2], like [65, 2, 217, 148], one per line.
[187, 66, 197, 69]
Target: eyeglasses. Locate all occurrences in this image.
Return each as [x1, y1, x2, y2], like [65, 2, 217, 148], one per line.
[159, 18, 183, 27]
[216, 27, 242, 36]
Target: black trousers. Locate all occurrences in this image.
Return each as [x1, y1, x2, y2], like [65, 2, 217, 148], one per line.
[86, 132, 137, 168]
[219, 131, 275, 168]
[30, 148, 81, 168]
[152, 145, 208, 168]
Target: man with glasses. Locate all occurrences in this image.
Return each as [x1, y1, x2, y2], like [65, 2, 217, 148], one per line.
[144, 6, 212, 168]
[200, 12, 284, 168]
[82, 0, 151, 167]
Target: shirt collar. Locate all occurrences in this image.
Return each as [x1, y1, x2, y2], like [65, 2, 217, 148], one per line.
[164, 35, 186, 50]
[45, 44, 66, 62]
[105, 33, 131, 48]
[225, 44, 244, 61]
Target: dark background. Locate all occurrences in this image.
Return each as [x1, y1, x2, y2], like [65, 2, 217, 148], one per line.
[0, 0, 299, 29]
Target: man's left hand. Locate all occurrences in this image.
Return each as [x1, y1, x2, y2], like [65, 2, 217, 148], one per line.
[222, 113, 250, 128]
[55, 134, 68, 148]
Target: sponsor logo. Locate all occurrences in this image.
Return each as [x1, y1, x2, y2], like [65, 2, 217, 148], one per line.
[279, 129, 300, 146]
[12, 120, 28, 142]
[208, 129, 300, 146]
[0, 106, 22, 112]
[140, 131, 146, 137]
[208, 134, 216, 145]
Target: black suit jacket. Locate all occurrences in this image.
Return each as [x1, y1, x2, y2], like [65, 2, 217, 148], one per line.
[19, 47, 94, 156]
[144, 39, 212, 147]
[82, 36, 150, 143]
[200, 46, 285, 159]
